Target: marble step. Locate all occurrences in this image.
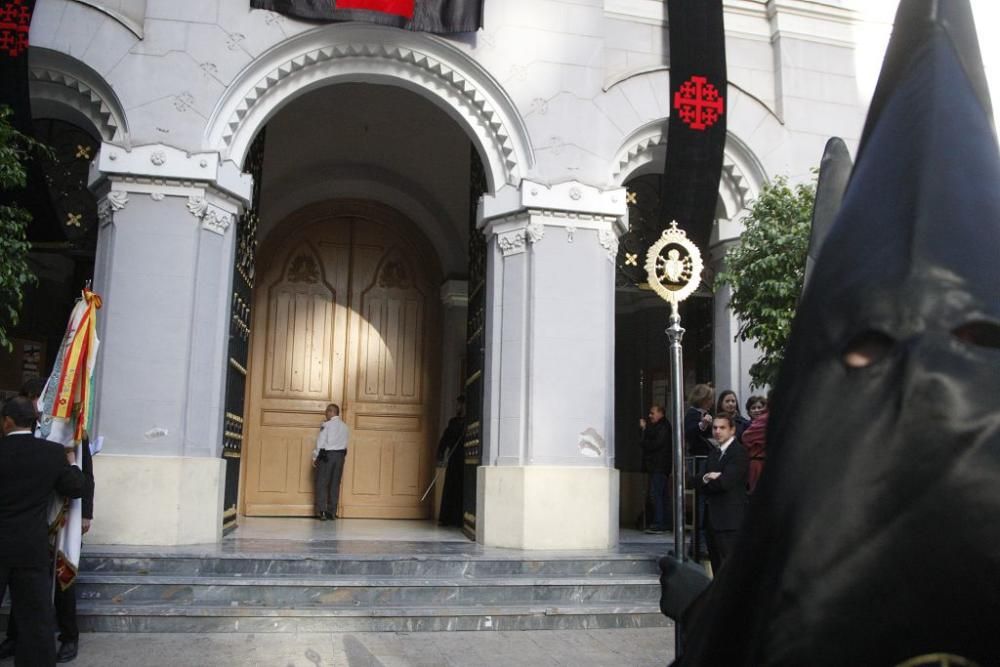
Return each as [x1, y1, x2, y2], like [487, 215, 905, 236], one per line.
[81, 554, 659, 578]
[73, 602, 672, 633]
[75, 574, 660, 607]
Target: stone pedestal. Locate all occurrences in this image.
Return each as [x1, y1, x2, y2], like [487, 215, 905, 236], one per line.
[476, 181, 626, 549]
[86, 455, 226, 546]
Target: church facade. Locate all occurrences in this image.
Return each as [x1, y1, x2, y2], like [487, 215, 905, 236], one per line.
[18, 0, 887, 548]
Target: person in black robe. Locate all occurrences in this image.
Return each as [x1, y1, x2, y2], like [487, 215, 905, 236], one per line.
[436, 396, 466, 528]
[670, 1, 1000, 664]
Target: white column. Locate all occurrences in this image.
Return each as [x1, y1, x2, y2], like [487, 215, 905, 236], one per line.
[86, 144, 251, 546]
[476, 181, 626, 550]
[710, 232, 760, 403]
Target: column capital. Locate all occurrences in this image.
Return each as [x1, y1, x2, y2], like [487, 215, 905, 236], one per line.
[480, 181, 627, 260]
[481, 180, 627, 226]
[89, 142, 253, 207]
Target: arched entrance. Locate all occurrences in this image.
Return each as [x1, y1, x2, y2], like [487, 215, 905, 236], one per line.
[244, 200, 442, 518]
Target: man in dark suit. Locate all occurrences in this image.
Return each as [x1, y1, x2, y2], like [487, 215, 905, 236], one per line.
[0, 381, 95, 663]
[0, 396, 85, 667]
[699, 414, 749, 575]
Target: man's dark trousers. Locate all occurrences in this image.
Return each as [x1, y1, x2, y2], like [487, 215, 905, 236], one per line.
[0, 564, 57, 666]
[315, 450, 347, 516]
[6, 581, 80, 644]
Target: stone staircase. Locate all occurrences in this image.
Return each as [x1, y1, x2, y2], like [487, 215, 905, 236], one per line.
[46, 542, 671, 633]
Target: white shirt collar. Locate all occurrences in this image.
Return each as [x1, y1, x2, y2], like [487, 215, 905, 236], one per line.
[719, 436, 736, 455]
[6, 429, 32, 436]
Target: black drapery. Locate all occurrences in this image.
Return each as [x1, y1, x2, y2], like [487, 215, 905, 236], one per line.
[659, 0, 727, 251]
[0, 0, 62, 243]
[250, 0, 483, 33]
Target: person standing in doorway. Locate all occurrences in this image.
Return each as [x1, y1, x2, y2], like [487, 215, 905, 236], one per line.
[312, 404, 349, 521]
[436, 396, 466, 528]
[639, 404, 671, 534]
[700, 414, 749, 575]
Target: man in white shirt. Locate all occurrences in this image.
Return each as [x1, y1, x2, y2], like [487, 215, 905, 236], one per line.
[312, 404, 349, 520]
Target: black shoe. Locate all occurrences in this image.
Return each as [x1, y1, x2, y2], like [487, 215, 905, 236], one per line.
[318, 512, 327, 521]
[644, 526, 666, 534]
[56, 640, 78, 663]
[0, 639, 15, 660]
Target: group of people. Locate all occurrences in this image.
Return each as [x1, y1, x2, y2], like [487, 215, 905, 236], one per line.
[0, 382, 95, 666]
[638, 384, 769, 575]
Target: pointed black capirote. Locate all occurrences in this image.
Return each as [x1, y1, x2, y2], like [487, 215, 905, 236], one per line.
[803, 137, 852, 288]
[673, 0, 1000, 664]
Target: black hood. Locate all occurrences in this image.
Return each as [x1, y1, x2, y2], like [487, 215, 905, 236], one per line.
[675, 0, 1000, 664]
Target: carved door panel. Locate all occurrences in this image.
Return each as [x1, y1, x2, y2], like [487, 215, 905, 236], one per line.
[245, 224, 352, 516]
[339, 223, 437, 518]
[244, 205, 439, 518]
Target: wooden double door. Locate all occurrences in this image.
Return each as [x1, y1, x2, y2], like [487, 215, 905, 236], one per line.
[243, 202, 441, 518]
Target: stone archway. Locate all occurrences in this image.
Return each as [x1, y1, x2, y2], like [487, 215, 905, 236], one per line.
[28, 47, 130, 144]
[205, 23, 533, 195]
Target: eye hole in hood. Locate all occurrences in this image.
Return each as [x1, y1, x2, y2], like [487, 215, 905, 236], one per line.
[952, 321, 1000, 350]
[842, 330, 896, 369]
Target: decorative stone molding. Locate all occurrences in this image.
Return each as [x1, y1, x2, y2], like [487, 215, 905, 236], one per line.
[69, 0, 145, 39]
[106, 190, 129, 211]
[187, 196, 209, 218]
[598, 229, 619, 263]
[514, 181, 626, 220]
[186, 194, 234, 236]
[28, 48, 129, 143]
[482, 181, 628, 260]
[497, 228, 530, 257]
[97, 199, 114, 228]
[206, 24, 534, 191]
[92, 143, 253, 207]
[603, 0, 862, 47]
[526, 222, 545, 244]
[201, 209, 234, 236]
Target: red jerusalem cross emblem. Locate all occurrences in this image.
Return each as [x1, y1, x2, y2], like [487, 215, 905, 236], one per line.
[674, 76, 724, 131]
[0, 0, 31, 58]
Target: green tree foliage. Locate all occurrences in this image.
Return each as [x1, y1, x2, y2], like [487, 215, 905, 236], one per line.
[0, 106, 44, 352]
[715, 176, 815, 389]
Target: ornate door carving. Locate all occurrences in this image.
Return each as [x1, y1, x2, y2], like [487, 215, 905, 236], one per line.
[244, 203, 440, 518]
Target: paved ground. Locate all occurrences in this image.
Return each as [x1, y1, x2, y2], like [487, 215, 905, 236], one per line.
[61, 628, 674, 666]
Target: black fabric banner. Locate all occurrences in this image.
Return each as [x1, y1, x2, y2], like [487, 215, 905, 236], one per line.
[659, 0, 727, 251]
[250, 0, 483, 34]
[0, 0, 35, 133]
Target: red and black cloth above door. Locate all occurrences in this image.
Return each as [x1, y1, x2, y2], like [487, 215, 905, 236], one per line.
[250, 0, 483, 33]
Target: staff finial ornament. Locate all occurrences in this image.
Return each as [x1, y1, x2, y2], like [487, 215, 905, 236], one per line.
[644, 221, 704, 313]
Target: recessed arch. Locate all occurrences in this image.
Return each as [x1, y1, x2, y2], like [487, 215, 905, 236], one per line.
[28, 47, 129, 144]
[205, 23, 533, 194]
[611, 121, 770, 231]
[260, 162, 466, 276]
